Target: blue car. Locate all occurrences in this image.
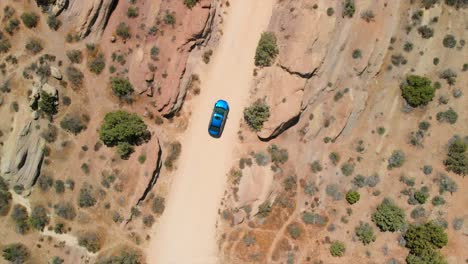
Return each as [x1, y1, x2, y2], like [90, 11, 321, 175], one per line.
[208, 100, 229, 137]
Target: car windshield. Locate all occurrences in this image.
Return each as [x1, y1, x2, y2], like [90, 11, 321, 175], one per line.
[210, 125, 220, 132]
[214, 107, 226, 115]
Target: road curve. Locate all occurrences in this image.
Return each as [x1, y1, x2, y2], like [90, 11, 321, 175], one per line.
[147, 1, 275, 263]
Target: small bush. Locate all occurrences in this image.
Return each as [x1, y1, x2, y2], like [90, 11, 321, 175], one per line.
[418, 25, 434, 38]
[444, 138, 467, 175]
[38, 91, 58, 116]
[302, 212, 327, 226]
[442, 34, 457, 48]
[243, 100, 270, 131]
[330, 241, 345, 257]
[54, 202, 76, 220]
[287, 223, 302, 239]
[432, 195, 446, 206]
[0, 178, 12, 216]
[414, 189, 429, 204]
[25, 38, 43, 54]
[254, 32, 278, 67]
[117, 142, 134, 159]
[2, 243, 30, 263]
[47, 15, 61, 30]
[326, 7, 335, 16]
[361, 10, 375, 22]
[341, 162, 355, 176]
[20, 12, 39, 28]
[66, 66, 84, 88]
[11, 204, 29, 234]
[355, 222, 376, 245]
[66, 50, 83, 65]
[0, 39, 11, 53]
[78, 184, 96, 208]
[329, 152, 340, 165]
[60, 114, 86, 135]
[346, 190, 360, 204]
[127, 6, 139, 18]
[78, 232, 101, 253]
[202, 49, 213, 64]
[326, 184, 343, 201]
[29, 205, 49, 231]
[164, 141, 182, 170]
[150, 46, 159, 60]
[96, 250, 142, 264]
[5, 18, 20, 35]
[372, 198, 406, 232]
[401, 75, 435, 107]
[256, 201, 272, 218]
[404, 42, 414, 52]
[88, 53, 106, 74]
[439, 68, 457, 85]
[184, 0, 200, 8]
[310, 160, 322, 172]
[387, 150, 405, 169]
[163, 11, 176, 26]
[342, 0, 356, 17]
[116, 22, 131, 40]
[352, 49, 362, 59]
[436, 108, 458, 124]
[111, 77, 134, 98]
[152, 196, 165, 214]
[268, 144, 288, 164]
[38, 175, 53, 192]
[438, 173, 458, 194]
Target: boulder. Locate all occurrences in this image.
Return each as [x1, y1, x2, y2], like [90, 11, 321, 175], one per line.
[50, 67, 62, 80]
[32, 111, 39, 120]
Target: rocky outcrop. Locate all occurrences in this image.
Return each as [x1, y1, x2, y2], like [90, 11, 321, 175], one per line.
[1, 121, 45, 190]
[62, 0, 118, 39]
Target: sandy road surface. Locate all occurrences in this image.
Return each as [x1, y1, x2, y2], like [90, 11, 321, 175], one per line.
[147, 1, 274, 263]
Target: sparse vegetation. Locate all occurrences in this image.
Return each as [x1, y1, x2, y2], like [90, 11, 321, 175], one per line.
[25, 38, 43, 55]
[341, 162, 355, 176]
[96, 249, 142, 264]
[164, 141, 182, 170]
[164, 11, 176, 26]
[5, 18, 20, 35]
[11, 204, 29, 234]
[268, 144, 288, 165]
[254, 32, 278, 67]
[184, 0, 200, 8]
[387, 150, 405, 169]
[152, 196, 165, 214]
[372, 198, 406, 232]
[329, 152, 340, 165]
[436, 108, 458, 124]
[29, 205, 49, 231]
[418, 25, 434, 38]
[66, 66, 84, 88]
[302, 211, 327, 226]
[60, 114, 87, 135]
[439, 68, 457, 85]
[287, 223, 302, 239]
[116, 22, 131, 40]
[78, 232, 101, 253]
[0, 178, 12, 216]
[88, 53, 106, 74]
[342, 0, 356, 17]
[243, 100, 270, 131]
[47, 15, 61, 30]
[55, 202, 76, 220]
[20, 12, 39, 28]
[361, 10, 375, 22]
[66, 50, 83, 64]
[78, 184, 96, 208]
[127, 6, 139, 18]
[256, 201, 272, 218]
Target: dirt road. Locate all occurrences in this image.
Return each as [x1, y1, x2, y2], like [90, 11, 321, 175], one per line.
[147, 1, 274, 263]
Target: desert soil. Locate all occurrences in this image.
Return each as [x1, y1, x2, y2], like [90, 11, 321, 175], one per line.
[147, 0, 275, 263]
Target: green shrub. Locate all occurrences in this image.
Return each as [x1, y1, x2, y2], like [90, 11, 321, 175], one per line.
[117, 142, 134, 159]
[96, 249, 142, 264]
[287, 223, 302, 239]
[25, 38, 43, 54]
[403, 41, 414, 52]
[355, 222, 376, 245]
[111, 77, 134, 98]
[352, 49, 362, 59]
[404, 222, 447, 263]
[0, 39, 11, 53]
[88, 53, 105, 74]
[164, 11, 176, 25]
[20, 12, 39, 28]
[444, 138, 467, 175]
[256, 201, 272, 218]
[310, 160, 322, 172]
[329, 152, 340, 165]
[51, 256, 64, 264]
[372, 198, 406, 232]
[5, 18, 20, 35]
[431, 195, 446, 206]
[268, 144, 288, 164]
[126, 6, 139, 18]
[78, 184, 96, 208]
[414, 190, 429, 204]
[330, 241, 345, 257]
[164, 141, 182, 170]
[184, 0, 199, 8]
[116, 22, 131, 40]
[66, 66, 84, 88]
[152, 196, 165, 214]
[11, 204, 29, 234]
[138, 154, 146, 164]
[2, 243, 30, 263]
[436, 108, 458, 124]
[150, 45, 159, 60]
[29, 205, 49, 231]
[341, 162, 355, 176]
[326, 7, 335, 16]
[99, 110, 148, 146]
[38, 91, 58, 116]
[302, 212, 327, 226]
[401, 75, 435, 107]
[283, 176, 297, 192]
[0, 178, 12, 216]
[38, 175, 53, 192]
[442, 34, 457, 48]
[55, 202, 76, 220]
[418, 25, 434, 39]
[47, 15, 61, 30]
[243, 100, 270, 131]
[387, 150, 405, 169]
[60, 114, 86, 135]
[254, 32, 278, 67]
[78, 232, 101, 253]
[342, 0, 356, 17]
[346, 190, 360, 204]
